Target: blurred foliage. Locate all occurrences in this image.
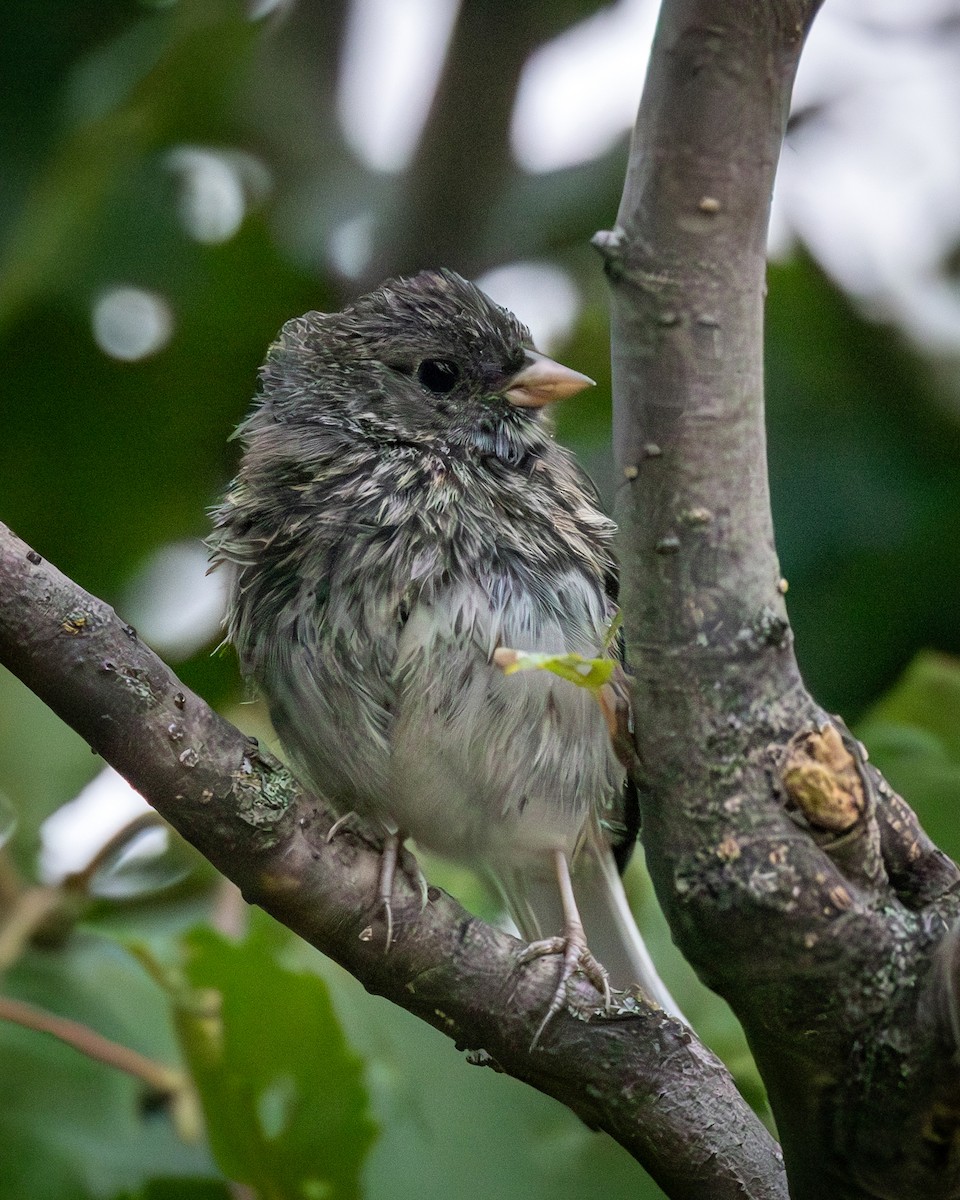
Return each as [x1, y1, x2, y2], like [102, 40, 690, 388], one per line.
[1, 1, 959, 1198]
[171, 916, 376, 1199]
[0, 927, 220, 1200]
[858, 651, 960, 865]
[766, 256, 960, 718]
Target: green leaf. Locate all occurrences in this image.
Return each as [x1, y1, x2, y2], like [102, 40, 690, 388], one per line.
[111, 1181, 232, 1200]
[495, 649, 616, 691]
[174, 914, 377, 1200]
[284, 939, 674, 1200]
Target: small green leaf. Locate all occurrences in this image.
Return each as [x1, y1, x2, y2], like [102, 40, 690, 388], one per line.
[496, 649, 616, 691]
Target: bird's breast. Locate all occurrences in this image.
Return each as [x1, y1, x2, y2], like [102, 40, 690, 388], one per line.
[383, 571, 624, 866]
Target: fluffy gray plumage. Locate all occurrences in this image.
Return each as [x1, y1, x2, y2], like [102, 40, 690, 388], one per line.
[209, 268, 675, 1018]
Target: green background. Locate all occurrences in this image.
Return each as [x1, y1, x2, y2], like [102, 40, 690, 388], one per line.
[2, 3, 960, 1198]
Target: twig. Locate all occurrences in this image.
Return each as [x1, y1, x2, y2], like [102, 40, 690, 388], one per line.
[0, 992, 183, 1094]
[0, 885, 65, 971]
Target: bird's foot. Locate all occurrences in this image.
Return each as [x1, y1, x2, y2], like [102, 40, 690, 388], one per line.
[329, 816, 428, 944]
[515, 847, 614, 1048]
[357, 831, 428, 951]
[517, 930, 612, 1049]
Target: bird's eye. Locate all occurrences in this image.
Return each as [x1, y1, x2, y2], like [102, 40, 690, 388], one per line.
[417, 359, 460, 394]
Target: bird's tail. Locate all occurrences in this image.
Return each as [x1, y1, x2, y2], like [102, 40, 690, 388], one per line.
[500, 836, 681, 1019]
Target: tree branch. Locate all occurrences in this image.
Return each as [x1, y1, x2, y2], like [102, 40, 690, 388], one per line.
[598, 0, 960, 1196]
[0, 993, 184, 1095]
[370, 0, 543, 281]
[0, 519, 785, 1200]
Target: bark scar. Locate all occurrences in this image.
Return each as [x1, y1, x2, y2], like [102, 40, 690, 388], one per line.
[781, 723, 866, 834]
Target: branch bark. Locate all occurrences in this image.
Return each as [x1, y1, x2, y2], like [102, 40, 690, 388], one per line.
[0, 520, 784, 1200]
[597, 1, 960, 1196]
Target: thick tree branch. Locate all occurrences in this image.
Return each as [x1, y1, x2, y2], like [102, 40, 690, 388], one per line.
[0, 520, 785, 1200]
[599, 0, 960, 1196]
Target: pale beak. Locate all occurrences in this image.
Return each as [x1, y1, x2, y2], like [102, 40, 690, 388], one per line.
[502, 349, 595, 408]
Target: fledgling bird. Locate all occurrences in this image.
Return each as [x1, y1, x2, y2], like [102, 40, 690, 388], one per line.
[208, 268, 677, 1037]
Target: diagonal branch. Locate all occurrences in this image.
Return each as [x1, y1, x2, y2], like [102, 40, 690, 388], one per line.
[0, 519, 785, 1200]
[0, 993, 185, 1095]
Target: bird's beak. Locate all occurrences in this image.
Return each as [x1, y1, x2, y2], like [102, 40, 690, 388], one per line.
[503, 350, 595, 408]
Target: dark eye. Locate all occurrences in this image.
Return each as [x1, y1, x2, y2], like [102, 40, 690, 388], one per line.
[417, 359, 460, 393]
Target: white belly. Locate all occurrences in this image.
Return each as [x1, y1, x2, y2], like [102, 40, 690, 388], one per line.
[384, 575, 624, 870]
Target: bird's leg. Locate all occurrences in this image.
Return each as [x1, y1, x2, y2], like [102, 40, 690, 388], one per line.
[372, 831, 429, 951]
[377, 831, 400, 950]
[333, 814, 428, 948]
[517, 848, 612, 1047]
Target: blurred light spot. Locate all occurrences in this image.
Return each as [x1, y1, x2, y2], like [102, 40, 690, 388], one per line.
[92, 287, 173, 361]
[86, 822, 192, 899]
[166, 146, 272, 244]
[0, 793, 17, 850]
[511, 0, 657, 173]
[770, 0, 960, 348]
[248, 0, 295, 17]
[476, 262, 581, 353]
[338, 0, 460, 172]
[257, 1074, 297, 1139]
[329, 211, 376, 278]
[167, 148, 244, 243]
[124, 539, 227, 661]
[39, 767, 152, 884]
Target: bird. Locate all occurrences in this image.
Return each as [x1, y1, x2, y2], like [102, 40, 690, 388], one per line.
[208, 268, 677, 1040]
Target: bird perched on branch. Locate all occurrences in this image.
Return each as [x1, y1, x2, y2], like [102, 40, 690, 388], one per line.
[209, 268, 676, 1039]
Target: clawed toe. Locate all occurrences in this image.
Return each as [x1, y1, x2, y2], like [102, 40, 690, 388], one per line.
[519, 932, 612, 1048]
[326, 810, 359, 843]
[398, 841, 429, 911]
[369, 830, 426, 950]
[516, 848, 615, 1048]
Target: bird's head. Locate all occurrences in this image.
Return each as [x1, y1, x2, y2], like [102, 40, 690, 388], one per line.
[249, 269, 594, 466]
